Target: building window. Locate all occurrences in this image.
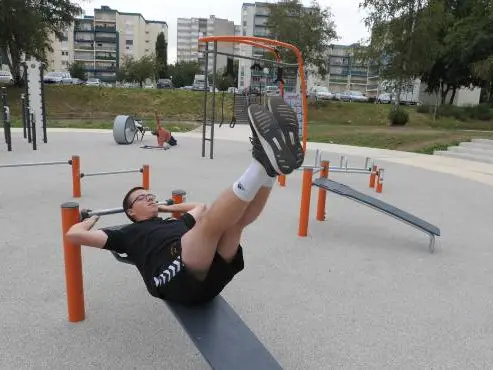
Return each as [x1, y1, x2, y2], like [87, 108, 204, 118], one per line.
[126, 40, 133, 45]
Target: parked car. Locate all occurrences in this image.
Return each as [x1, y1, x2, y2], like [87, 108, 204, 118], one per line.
[338, 90, 369, 103]
[157, 79, 173, 89]
[265, 85, 280, 96]
[308, 86, 333, 101]
[85, 78, 101, 86]
[376, 93, 393, 104]
[43, 71, 72, 84]
[0, 70, 14, 85]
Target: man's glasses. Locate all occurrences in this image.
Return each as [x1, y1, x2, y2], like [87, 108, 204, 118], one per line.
[129, 193, 156, 208]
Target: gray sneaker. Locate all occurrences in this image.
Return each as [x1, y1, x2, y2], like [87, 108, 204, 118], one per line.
[247, 104, 297, 176]
[250, 136, 278, 177]
[267, 96, 305, 168]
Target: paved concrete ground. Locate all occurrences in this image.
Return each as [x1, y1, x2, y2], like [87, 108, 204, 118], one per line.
[1, 128, 493, 369]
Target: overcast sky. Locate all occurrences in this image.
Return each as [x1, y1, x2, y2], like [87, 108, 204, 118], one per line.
[79, 0, 370, 63]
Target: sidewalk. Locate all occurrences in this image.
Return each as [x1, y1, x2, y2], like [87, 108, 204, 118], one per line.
[4, 126, 493, 187]
[177, 124, 493, 187]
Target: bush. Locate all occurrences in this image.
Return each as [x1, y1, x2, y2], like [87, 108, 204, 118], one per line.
[388, 107, 409, 126]
[417, 104, 432, 114]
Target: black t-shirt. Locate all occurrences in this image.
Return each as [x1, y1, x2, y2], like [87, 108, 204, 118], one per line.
[102, 216, 190, 297]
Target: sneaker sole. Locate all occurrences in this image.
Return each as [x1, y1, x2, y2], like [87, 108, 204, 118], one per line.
[247, 104, 297, 175]
[267, 96, 305, 168]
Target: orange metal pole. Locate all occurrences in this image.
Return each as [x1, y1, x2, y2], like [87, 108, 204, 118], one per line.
[61, 202, 85, 322]
[142, 165, 150, 190]
[376, 168, 384, 193]
[298, 168, 313, 237]
[369, 165, 377, 188]
[172, 189, 186, 219]
[71, 155, 81, 198]
[316, 160, 329, 221]
[278, 174, 286, 187]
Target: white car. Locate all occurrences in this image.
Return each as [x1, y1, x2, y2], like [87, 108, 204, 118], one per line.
[338, 90, 369, 102]
[0, 70, 14, 85]
[44, 71, 72, 84]
[85, 78, 101, 86]
[308, 86, 333, 101]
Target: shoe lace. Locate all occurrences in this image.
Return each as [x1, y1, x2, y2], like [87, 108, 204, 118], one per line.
[249, 136, 262, 151]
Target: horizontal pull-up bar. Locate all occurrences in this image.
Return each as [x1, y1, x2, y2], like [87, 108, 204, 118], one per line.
[0, 159, 71, 168]
[80, 168, 142, 178]
[81, 200, 174, 219]
[204, 50, 299, 68]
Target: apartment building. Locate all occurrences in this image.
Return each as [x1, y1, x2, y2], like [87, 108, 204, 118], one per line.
[46, 5, 167, 82]
[320, 44, 380, 96]
[177, 15, 236, 73]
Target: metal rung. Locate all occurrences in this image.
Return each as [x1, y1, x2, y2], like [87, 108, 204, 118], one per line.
[204, 138, 212, 142]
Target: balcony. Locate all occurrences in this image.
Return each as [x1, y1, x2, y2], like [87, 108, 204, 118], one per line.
[74, 26, 93, 32]
[74, 44, 94, 51]
[74, 38, 93, 43]
[95, 25, 116, 32]
[74, 52, 94, 60]
[95, 54, 116, 61]
[94, 35, 117, 43]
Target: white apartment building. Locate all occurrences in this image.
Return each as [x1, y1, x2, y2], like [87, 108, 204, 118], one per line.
[177, 15, 236, 73]
[46, 5, 167, 82]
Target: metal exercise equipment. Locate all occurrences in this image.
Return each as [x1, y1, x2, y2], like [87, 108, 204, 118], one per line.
[298, 160, 440, 253]
[198, 35, 308, 160]
[1, 87, 12, 152]
[60, 190, 282, 370]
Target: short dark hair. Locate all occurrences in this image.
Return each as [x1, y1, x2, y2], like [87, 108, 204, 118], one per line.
[123, 186, 145, 222]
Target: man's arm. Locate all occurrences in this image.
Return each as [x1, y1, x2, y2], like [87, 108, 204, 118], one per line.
[158, 202, 206, 214]
[65, 215, 108, 249]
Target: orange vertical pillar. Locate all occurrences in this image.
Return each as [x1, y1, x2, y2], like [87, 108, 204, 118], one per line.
[61, 202, 85, 322]
[71, 155, 81, 198]
[298, 168, 313, 237]
[316, 160, 329, 221]
[172, 189, 186, 219]
[142, 165, 150, 190]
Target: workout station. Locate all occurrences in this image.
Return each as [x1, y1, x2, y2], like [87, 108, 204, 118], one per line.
[6, 35, 492, 370]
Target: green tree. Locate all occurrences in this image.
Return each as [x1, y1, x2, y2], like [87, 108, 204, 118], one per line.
[0, 0, 82, 85]
[358, 0, 443, 107]
[155, 32, 168, 79]
[167, 61, 201, 88]
[68, 61, 87, 80]
[118, 55, 157, 87]
[265, 0, 338, 77]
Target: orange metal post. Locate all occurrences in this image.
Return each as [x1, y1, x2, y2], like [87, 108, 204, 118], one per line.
[71, 155, 81, 198]
[376, 168, 384, 193]
[298, 168, 313, 237]
[278, 174, 286, 187]
[61, 202, 85, 322]
[142, 165, 150, 190]
[316, 160, 329, 221]
[369, 165, 377, 188]
[172, 189, 186, 219]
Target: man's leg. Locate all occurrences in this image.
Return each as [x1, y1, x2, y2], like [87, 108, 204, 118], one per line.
[180, 104, 297, 279]
[215, 178, 276, 262]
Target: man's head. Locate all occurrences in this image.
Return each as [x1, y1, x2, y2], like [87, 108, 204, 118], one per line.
[123, 186, 159, 222]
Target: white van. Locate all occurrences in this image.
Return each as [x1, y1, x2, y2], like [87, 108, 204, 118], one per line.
[0, 70, 14, 85]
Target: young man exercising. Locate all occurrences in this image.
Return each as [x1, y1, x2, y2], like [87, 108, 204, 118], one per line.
[66, 97, 304, 306]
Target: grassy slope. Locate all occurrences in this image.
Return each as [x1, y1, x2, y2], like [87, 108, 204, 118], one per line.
[4, 85, 493, 153]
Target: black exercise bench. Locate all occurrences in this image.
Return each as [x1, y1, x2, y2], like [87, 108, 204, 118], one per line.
[105, 225, 282, 370]
[312, 178, 441, 253]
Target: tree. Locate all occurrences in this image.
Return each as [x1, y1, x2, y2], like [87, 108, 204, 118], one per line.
[358, 0, 443, 107]
[118, 55, 157, 87]
[0, 0, 82, 85]
[155, 32, 168, 79]
[167, 61, 201, 88]
[265, 0, 338, 77]
[68, 61, 87, 80]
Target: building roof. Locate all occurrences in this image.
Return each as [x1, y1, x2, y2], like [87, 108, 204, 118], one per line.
[80, 5, 167, 27]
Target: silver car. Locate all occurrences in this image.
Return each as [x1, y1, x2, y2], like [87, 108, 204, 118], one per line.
[308, 86, 333, 101]
[339, 90, 369, 102]
[0, 70, 14, 85]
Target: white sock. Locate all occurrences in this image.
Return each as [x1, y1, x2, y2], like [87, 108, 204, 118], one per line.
[232, 160, 269, 201]
[263, 176, 276, 188]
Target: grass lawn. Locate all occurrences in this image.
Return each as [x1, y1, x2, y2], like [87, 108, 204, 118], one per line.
[3, 85, 493, 153]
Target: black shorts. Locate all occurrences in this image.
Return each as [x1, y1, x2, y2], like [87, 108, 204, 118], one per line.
[156, 212, 245, 306]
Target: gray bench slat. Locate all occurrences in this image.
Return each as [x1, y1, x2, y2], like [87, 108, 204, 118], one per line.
[102, 226, 282, 370]
[313, 178, 440, 236]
